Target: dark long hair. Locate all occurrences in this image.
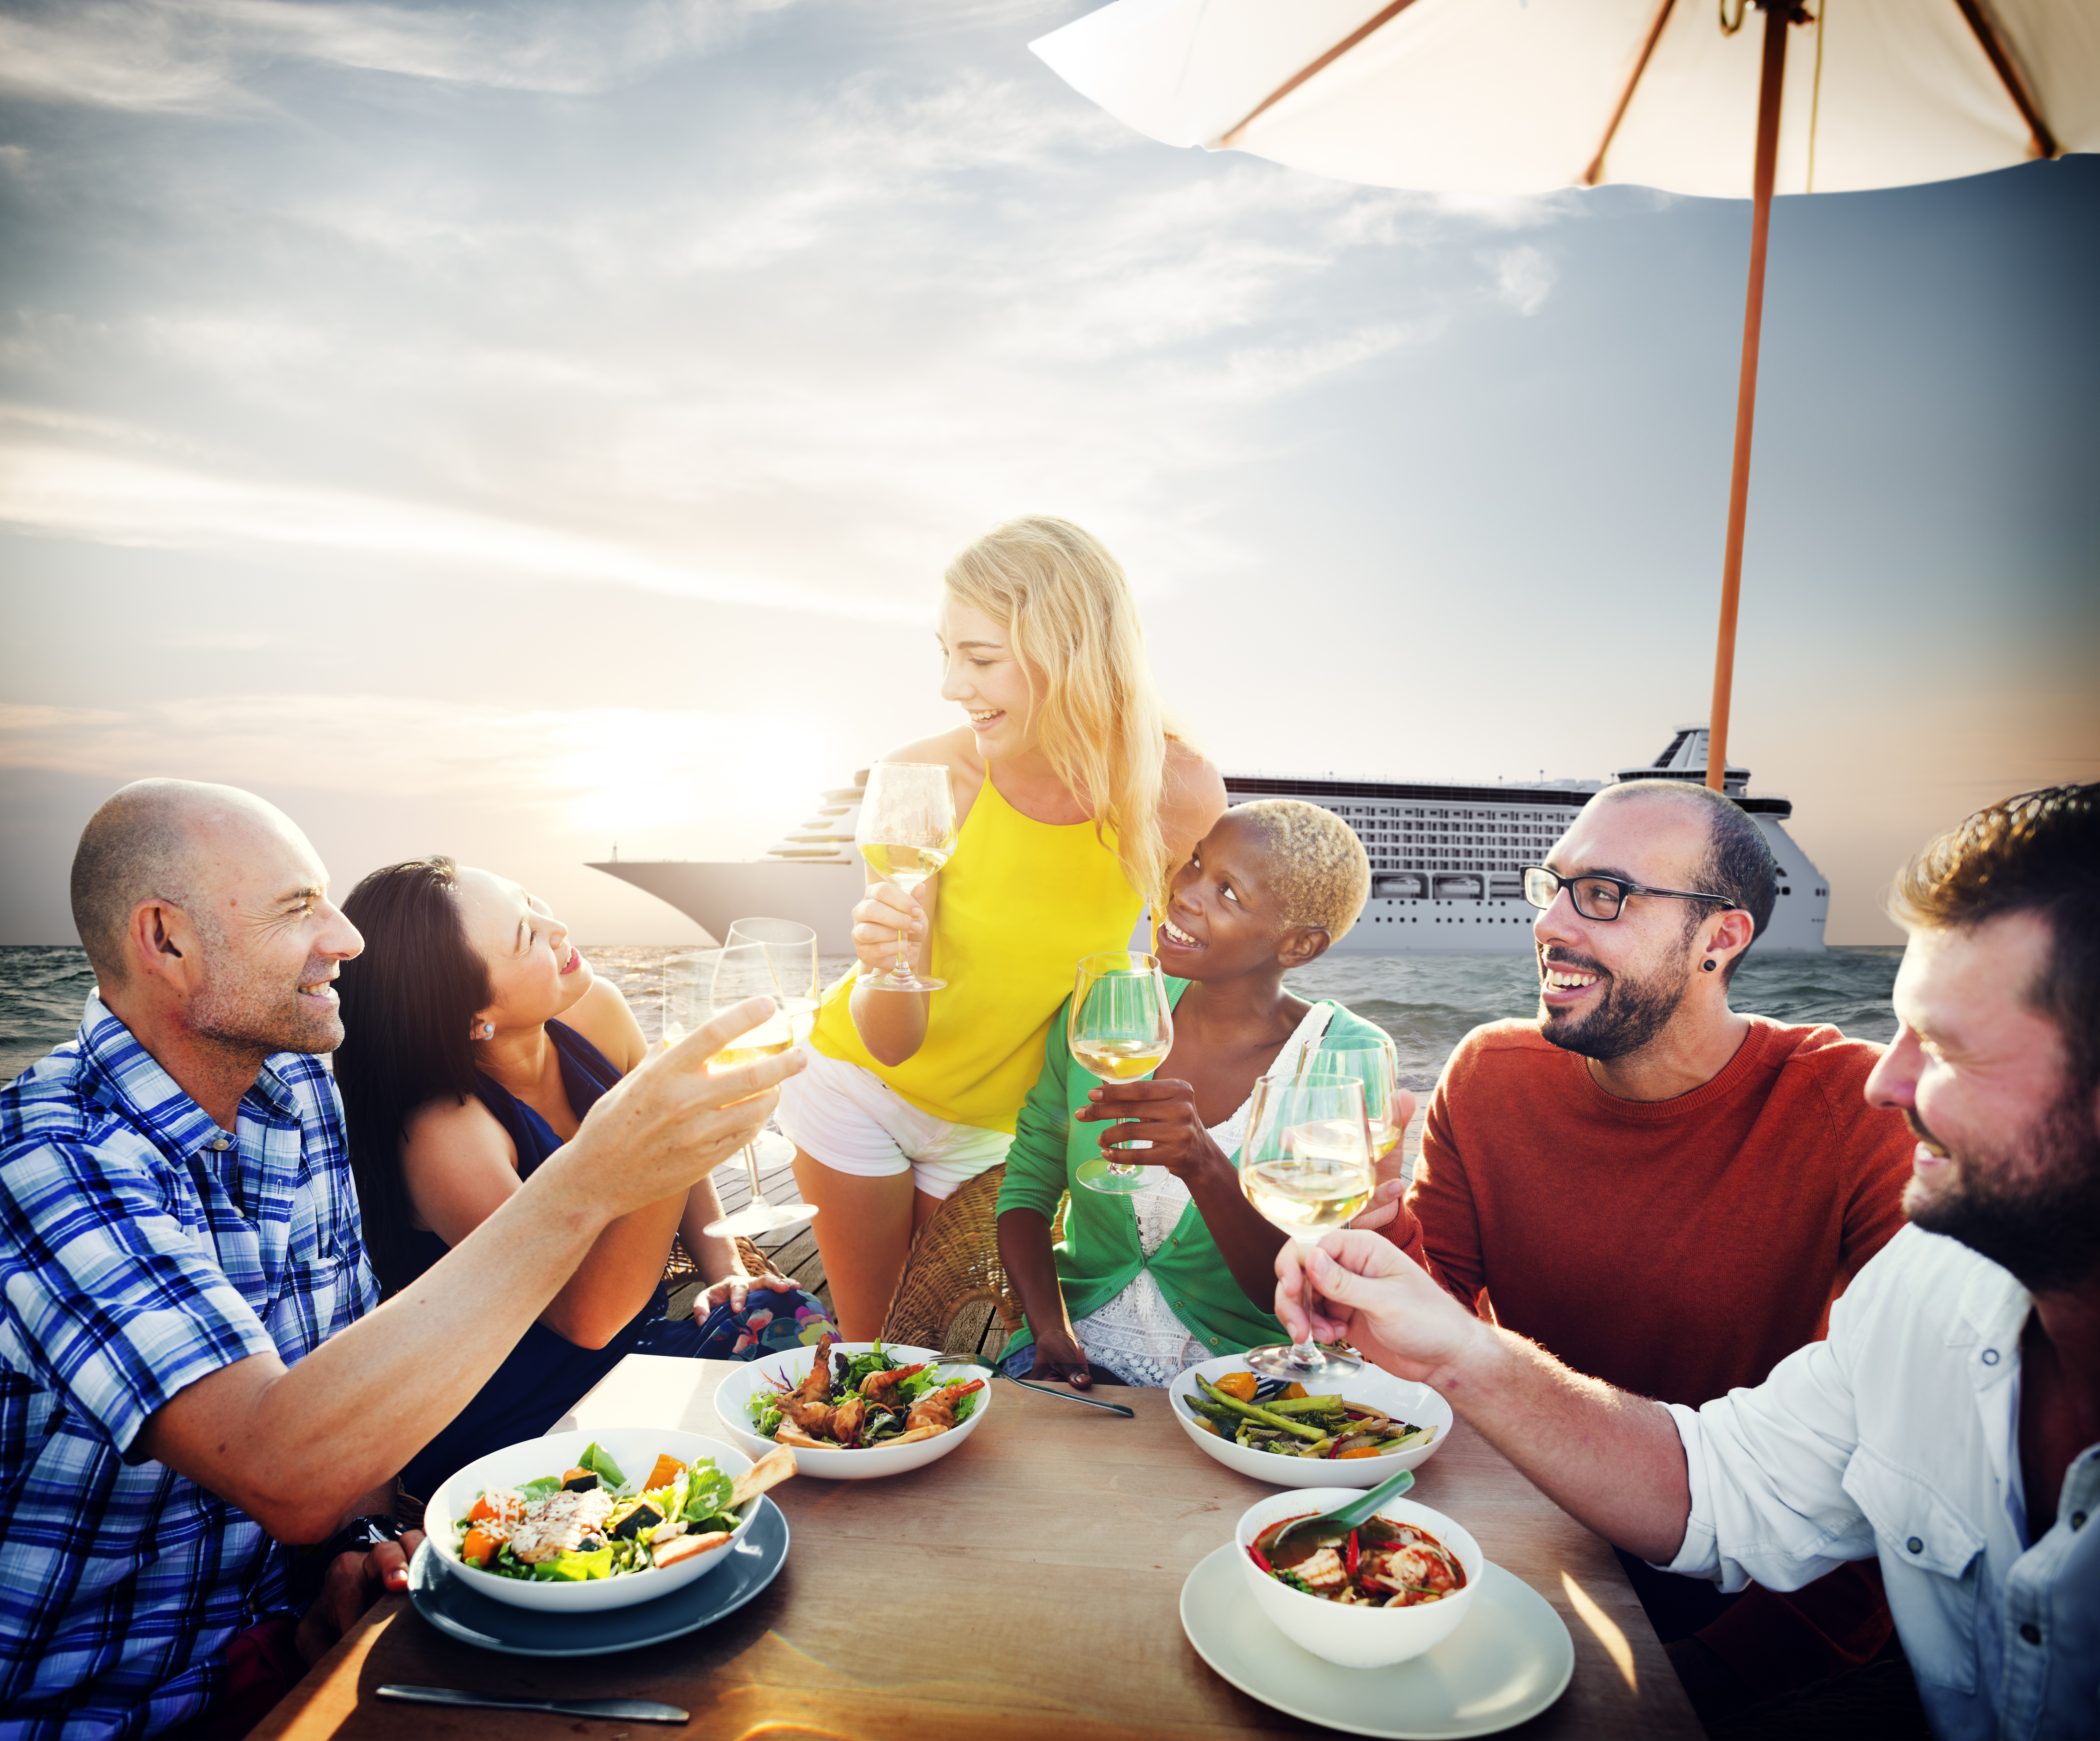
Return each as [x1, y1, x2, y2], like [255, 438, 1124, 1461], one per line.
[335, 857, 490, 1294]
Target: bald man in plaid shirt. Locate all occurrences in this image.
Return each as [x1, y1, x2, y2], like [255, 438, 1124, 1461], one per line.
[0, 780, 801, 1738]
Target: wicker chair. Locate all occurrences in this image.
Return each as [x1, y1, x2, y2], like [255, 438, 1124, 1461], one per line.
[879, 1165, 1058, 1361]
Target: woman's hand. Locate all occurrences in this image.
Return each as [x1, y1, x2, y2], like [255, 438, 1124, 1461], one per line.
[1073, 1078, 1229, 1182]
[1027, 1327, 1096, 1391]
[695, 1270, 799, 1317]
[850, 882, 924, 980]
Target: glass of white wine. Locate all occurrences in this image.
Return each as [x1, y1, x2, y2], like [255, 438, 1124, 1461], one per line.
[1238, 1070, 1374, 1380]
[1069, 950, 1174, 1196]
[687, 937, 822, 1240]
[856, 761, 958, 993]
[1300, 1035, 1406, 1170]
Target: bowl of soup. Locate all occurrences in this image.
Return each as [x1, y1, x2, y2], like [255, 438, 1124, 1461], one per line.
[1232, 1486, 1484, 1668]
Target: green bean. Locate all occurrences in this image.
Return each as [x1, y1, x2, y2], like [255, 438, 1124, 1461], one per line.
[1196, 1375, 1331, 1442]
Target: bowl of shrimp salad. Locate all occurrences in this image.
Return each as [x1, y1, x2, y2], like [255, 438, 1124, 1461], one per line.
[713, 1338, 994, 1481]
[420, 1427, 783, 1612]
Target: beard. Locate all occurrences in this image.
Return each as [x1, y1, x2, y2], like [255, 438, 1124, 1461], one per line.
[1903, 1097, 2100, 1294]
[1536, 948, 1694, 1063]
[190, 945, 345, 1058]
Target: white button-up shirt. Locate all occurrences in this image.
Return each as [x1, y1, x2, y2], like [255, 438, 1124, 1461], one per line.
[1662, 1224, 2098, 1740]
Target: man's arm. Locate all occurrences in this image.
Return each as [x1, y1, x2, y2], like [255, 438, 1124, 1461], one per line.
[136, 1000, 798, 1544]
[1276, 1232, 1692, 1562]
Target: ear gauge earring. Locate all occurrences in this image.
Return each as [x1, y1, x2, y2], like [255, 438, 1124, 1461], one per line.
[1702, 959, 1718, 973]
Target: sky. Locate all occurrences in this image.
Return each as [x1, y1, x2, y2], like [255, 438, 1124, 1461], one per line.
[1, 0, 2095, 948]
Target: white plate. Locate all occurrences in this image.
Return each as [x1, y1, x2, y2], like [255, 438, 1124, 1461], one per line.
[420, 1427, 762, 1612]
[1180, 1544, 1574, 1739]
[713, 1342, 993, 1480]
[1168, 1354, 1454, 1488]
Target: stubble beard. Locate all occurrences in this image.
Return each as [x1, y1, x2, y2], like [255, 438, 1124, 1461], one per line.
[189, 938, 345, 1059]
[1536, 950, 1694, 1064]
[1903, 1097, 2100, 1295]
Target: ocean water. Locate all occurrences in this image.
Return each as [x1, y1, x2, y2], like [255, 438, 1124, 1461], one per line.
[0, 942, 1902, 1091]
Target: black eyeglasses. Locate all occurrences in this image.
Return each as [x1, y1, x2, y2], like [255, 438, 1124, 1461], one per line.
[1522, 865, 1737, 923]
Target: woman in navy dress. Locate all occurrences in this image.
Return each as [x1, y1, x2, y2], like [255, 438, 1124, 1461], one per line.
[334, 857, 834, 1505]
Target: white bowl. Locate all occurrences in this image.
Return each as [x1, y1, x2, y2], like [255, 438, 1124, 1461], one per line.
[713, 1342, 993, 1481]
[421, 1427, 763, 1612]
[1168, 1355, 1453, 1488]
[1234, 1486, 1484, 1669]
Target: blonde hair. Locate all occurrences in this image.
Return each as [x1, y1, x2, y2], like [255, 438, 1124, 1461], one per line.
[944, 516, 1176, 902]
[1230, 800, 1370, 942]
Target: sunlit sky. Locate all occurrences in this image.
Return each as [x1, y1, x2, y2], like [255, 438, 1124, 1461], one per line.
[2, 0, 2095, 947]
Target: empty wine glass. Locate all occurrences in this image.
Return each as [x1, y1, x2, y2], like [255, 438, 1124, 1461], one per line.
[1070, 950, 1174, 1196]
[1239, 1070, 1373, 1381]
[855, 761, 959, 993]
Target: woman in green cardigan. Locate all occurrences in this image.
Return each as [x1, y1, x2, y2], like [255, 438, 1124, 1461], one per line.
[995, 800, 1414, 1388]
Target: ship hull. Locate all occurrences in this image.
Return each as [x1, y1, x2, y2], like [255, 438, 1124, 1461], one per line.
[588, 815, 1827, 957]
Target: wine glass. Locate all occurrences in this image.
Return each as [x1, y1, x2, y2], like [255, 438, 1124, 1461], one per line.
[1238, 1071, 1374, 1381]
[1069, 951, 1174, 1196]
[694, 938, 821, 1239]
[1299, 1035, 1406, 1171]
[855, 761, 959, 993]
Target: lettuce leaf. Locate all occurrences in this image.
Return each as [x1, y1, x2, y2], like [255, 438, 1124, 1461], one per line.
[515, 1475, 561, 1502]
[533, 1545, 614, 1582]
[682, 1462, 735, 1527]
[576, 1441, 628, 1491]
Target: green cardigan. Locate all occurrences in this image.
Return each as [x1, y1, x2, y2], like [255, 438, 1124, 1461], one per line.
[995, 979, 1393, 1363]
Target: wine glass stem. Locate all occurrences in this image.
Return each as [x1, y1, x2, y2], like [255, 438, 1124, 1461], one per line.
[743, 1142, 767, 1208]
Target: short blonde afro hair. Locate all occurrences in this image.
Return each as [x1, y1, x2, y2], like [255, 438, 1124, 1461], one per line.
[1229, 800, 1370, 943]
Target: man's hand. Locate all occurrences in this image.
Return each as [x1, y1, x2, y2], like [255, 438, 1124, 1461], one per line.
[1275, 1231, 1488, 1386]
[557, 997, 802, 1217]
[1026, 1327, 1096, 1390]
[1349, 1177, 1405, 1232]
[1073, 1079, 1229, 1180]
[697, 1270, 800, 1316]
[293, 1529, 424, 1666]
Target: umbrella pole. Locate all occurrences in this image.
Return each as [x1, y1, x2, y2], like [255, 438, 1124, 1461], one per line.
[1706, 3, 1790, 792]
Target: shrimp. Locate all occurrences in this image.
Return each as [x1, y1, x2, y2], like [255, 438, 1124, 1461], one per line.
[781, 1335, 839, 1434]
[830, 1394, 867, 1447]
[892, 1378, 984, 1444]
[858, 1361, 929, 1404]
[798, 1335, 837, 1411]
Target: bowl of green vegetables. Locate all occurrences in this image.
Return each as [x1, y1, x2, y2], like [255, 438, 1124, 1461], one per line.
[1168, 1355, 1452, 1488]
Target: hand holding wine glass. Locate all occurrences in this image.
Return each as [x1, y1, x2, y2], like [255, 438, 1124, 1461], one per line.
[1237, 1071, 1376, 1381]
[855, 762, 958, 993]
[696, 925, 822, 1240]
[1068, 951, 1174, 1196]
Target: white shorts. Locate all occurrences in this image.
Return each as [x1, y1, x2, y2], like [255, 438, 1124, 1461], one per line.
[774, 1047, 1012, 1202]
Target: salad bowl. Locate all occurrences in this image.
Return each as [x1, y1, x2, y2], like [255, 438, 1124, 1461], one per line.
[1234, 1486, 1485, 1669]
[713, 1341, 993, 1480]
[1169, 1354, 1452, 1490]
[420, 1427, 764, 1613]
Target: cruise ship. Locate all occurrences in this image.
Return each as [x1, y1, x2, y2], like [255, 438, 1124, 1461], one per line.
[587, 725, 1828, 956]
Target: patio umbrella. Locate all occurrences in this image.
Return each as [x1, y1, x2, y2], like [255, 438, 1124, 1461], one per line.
[1031, 0, 2097, 789]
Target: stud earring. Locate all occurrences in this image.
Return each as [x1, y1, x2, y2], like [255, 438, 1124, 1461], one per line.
[1702, 959, 1717, 973]
[473, 1021, 494, 1039]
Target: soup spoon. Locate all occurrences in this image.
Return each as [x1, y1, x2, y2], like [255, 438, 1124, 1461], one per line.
[1267, 1466, 1417, 1557]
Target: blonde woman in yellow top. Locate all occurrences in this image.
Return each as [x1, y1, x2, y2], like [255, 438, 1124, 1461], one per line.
[779, 517, 1225, 1336]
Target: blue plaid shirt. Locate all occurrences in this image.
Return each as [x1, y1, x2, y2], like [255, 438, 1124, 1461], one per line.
[0, 996, 376, 1739]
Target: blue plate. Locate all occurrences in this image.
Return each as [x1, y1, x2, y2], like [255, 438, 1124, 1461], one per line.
[406, 1497, 790, 1656]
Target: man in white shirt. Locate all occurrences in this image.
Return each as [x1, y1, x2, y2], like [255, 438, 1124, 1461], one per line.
[1277, 785, 2098, 1741]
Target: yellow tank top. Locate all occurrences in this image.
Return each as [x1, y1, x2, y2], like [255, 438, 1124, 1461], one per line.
[809, 768, 1146, 1132]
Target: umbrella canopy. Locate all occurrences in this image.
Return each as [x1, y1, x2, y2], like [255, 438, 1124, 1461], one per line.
[1032, 0, 2096, 786]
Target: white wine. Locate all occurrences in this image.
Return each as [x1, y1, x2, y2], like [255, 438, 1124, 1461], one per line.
[1071, 1038, 1171, 1082]
[1242, 1118, 1373, 1234]
[861, 841, 951, 892]
[1370, 1123, 1404, 1162]
[708, 1036, 795, 1072]
[1242, 1159, 1374, 1235]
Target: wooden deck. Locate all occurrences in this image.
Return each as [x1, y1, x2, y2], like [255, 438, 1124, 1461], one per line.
[666, 1131, 1015, 1363]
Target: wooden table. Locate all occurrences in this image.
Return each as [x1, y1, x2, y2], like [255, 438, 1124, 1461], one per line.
[256, 1356, 1700, 1741]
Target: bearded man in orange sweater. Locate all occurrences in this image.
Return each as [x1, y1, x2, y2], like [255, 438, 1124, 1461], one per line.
[1363, 778, 1916, 1718]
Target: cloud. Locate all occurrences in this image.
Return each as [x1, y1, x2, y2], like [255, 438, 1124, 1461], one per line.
[0, 0, 794, 113]
[1487, 246, 1556, 316]
[0, 442, 922, 622]
[0, 693, 839, 837]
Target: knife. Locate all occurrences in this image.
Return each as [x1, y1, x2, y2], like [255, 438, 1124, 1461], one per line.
[998, 1370, 1136, 1416]
[378, 1685, 689, 1723]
